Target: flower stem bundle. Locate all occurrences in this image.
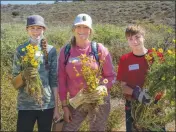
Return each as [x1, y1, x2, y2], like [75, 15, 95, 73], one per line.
[21, 44, 43, 106]
[70, 53, 108, 111]
[131, 47, 175, 131]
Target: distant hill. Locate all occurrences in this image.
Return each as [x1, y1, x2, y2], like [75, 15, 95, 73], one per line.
[1, 1, 175, 28]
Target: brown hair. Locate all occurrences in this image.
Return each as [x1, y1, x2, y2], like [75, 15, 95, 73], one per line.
[125, 25, 145, 38]
[70, 36, 76, 46]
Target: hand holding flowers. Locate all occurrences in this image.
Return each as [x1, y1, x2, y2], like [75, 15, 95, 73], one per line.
[20, 43, 43, 106]
[69, 53, 108, 110]
[69, 85, 108, 109]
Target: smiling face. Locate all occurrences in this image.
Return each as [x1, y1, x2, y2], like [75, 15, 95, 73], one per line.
[125, 25, 146, 51]
[26, 25, 45, 40]
[127, 33, 145, 50]
[73, 24, 91, 42]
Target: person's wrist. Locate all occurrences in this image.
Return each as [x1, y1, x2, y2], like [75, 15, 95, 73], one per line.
[62, 104, 69, 109]
[20, 71, 26, 82]
[54, 106, 59, 110]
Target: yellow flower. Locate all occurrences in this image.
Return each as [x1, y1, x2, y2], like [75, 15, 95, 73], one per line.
[152, 48, 156, 52]
[28, 53, 34, 58]
[26, 45, 30, 49]
[30, 59, 35, 65]
[103, 79, 108, 84]
[29, 49, 35, 54]
[158, 48, 163, 53]
[31, 60, 38, 67]
[167, 50, 172, 54]
[26, 44, 33, 50]
[33, 46, 38, 51]
[145, 54, 152, 61]
[33, 62, 38, 67]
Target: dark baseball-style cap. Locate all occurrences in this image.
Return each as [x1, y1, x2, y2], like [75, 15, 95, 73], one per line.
[26, 15, 46, 28]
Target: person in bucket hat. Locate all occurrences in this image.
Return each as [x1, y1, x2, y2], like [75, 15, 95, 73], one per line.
[58, 13, 116, 131]
[12, 15, 60, 132]
[26, 15, 46, 28]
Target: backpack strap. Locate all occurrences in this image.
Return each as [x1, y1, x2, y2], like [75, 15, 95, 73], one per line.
[91, 41, 99, 64]
[64, 42, 99, 66]
[64, 44, 71, 65]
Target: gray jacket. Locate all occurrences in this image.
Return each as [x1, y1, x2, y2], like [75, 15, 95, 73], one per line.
[12, 41, 58, 110]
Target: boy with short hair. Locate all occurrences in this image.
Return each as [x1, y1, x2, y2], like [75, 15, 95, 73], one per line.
[117, 25, 152, 131]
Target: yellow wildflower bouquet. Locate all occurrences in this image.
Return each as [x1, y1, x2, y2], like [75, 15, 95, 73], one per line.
[69, 54, 108, 110]
[131, 46, 175, 131]
[21, 44, 43, 106]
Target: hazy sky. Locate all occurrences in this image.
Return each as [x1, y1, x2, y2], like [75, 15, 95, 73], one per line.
[1, 1, 55, 5]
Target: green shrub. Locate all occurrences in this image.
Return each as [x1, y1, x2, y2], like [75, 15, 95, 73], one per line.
[12, 11, 20, 16]
[93, 24, 126, 47]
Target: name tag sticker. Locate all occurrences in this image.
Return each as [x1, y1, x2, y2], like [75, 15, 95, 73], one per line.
[69, 57, 80, 63]
[129, 64, 139, 71]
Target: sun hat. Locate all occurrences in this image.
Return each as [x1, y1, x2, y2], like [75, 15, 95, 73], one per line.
[26, 15, 46, 28]
[73, 13, 92, 29]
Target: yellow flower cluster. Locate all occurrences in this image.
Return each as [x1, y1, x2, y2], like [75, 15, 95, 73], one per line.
[145, 54, 152, 61]
[73, 54, 108, 93]
[78, 54, 100, 92]
[22, 44, 40, 68]
[21, 44, 43, 106]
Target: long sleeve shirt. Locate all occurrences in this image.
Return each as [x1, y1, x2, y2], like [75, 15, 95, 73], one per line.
[12, 41, 58, 110]
[58, 42, 116, 101]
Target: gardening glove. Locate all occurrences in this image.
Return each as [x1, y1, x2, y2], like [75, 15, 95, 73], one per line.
[96, 85, 108, 96]
[21, 67, 38, 80]
[83, 85, 108, 103]
[132, 86, 151, 105]
[69, 89, 85, 109]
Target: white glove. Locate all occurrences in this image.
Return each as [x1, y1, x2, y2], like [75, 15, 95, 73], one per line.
[69, 89, 85, 109]
[95, 85, 108, 96]
[69, 86, 108, 109]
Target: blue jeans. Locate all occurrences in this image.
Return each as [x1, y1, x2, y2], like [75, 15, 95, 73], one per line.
[17, 108, 54, 132]
[125, 100, 133, 132]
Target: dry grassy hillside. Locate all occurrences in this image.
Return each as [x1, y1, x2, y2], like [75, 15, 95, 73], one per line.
[1, 1, 175, 28]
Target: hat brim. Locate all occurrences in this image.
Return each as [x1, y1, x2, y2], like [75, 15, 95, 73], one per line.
[26, 23, 46, 28]
[74, 22, 92, 29]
